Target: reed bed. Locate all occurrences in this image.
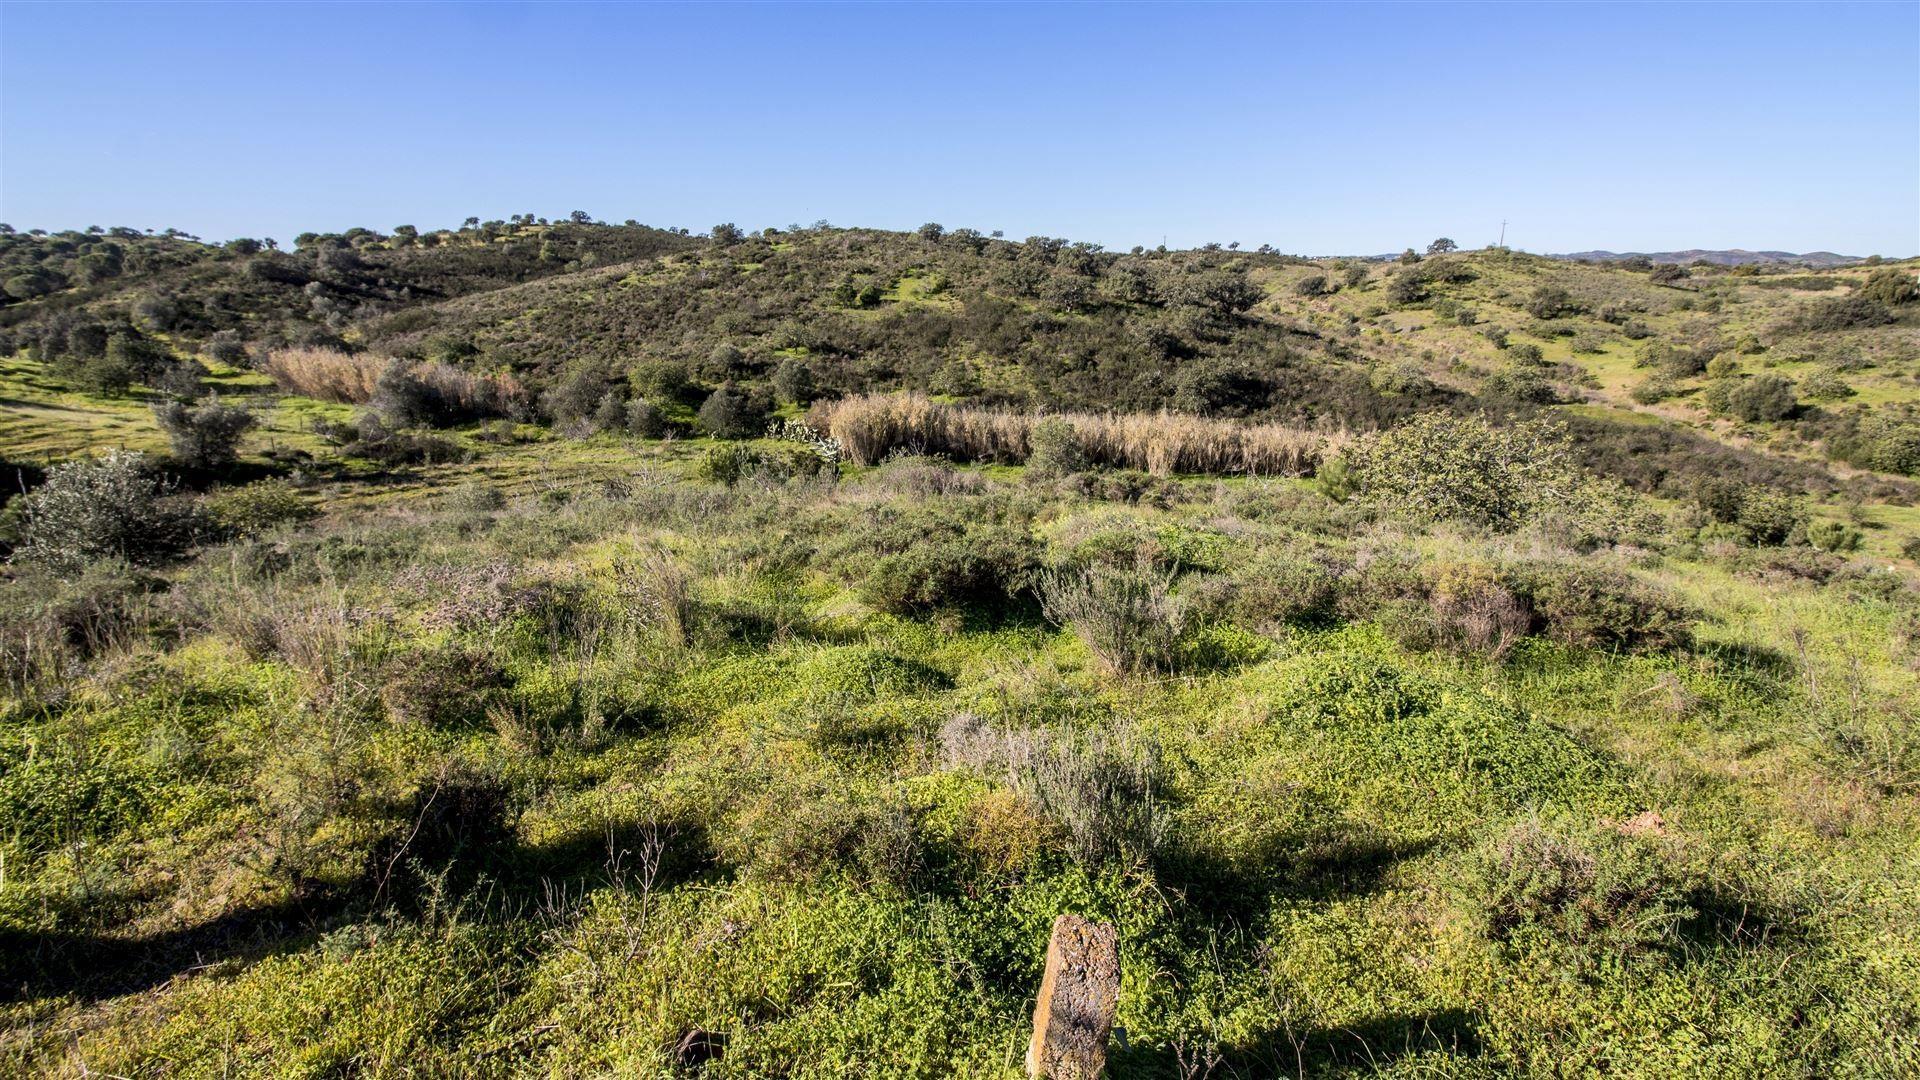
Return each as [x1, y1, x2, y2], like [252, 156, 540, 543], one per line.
[811, 392, 1335, 476]
[264, 348, 527, 417]
[262, 347, 386, 402]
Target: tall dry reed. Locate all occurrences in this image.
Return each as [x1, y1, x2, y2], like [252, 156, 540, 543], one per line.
[811, 392, 1335, 477]
[262, 347, 386, 402]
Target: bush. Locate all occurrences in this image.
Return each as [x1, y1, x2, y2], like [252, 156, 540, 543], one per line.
[1859, 267, 1917, 307]
[1694, 479, 1806, 546]
[1460, 816, 1691, 960]
[1806, 519, 1864, 553]
[1798, 366, 1854, 402]
[10, 451, 200, 573]
[1705, 373, 1796, 422]
[1792, 294, 1892, 332]
[381, 645, 509, 728]
[1038, 564, 1188, 674]
[771, 357, 816, 405]
[1294, 273, 1331, 297]
[1025, 417, 1087, 479]
[848, 503, 1040, 614]
[625, 398, 669, 438]
[1525, 285, 1575, 319]
[202, 480, 314, 536]
[1346, 414, 1587, 529]
[152, 396, 256, 468]
[1517, 561, 1694, 653]
[697, 382, 772, 439]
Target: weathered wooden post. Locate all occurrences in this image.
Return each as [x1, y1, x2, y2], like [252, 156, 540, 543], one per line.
[1026, 914, 1120, 1079]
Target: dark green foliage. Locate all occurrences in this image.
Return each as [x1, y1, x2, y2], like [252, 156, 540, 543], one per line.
[1025, 417, 1088, 478]
[1858, 267, 1917, 306]
[1792, 294, 1893, 332]
[625, 398, 669, 438]
[1525, 285, 1575, 319]
[771, 356, 816, 405]
[843, 501, 1040, 614]
[1694, 479, 1807, 545]
[151, 397, 255, 468]
[1705, 373, 1796, 422]
[696, 382, 772, 439]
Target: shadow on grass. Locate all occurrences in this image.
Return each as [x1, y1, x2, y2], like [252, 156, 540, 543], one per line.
[1111, 1006, 1482, 1077]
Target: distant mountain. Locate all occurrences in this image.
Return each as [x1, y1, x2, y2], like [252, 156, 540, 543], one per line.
[1553, 249, 1862, 268]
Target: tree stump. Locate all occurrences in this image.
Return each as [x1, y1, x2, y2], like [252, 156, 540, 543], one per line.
[1026, 914, 1120, 1079]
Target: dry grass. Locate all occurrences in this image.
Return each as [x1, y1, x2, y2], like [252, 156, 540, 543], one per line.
[811, 392, 1335, 476]
[262, 347, 385, 403]
[264, 348, 528, 417]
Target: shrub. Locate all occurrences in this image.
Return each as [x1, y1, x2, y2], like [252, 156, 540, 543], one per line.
[848, 503, 1040, 614]
[1428, 562, 1533, 658]
[203, 480, 314, 536]
[10, 451, 199, 573]
[771, 357, 816, 405]
[625, 398, 669, 438]
[1346, 414, 1586, 529]
[381, 645, 509, 728]
[1798, 366, 1854, 402]
[1806, 519, 1864, 553]
[152, 396, 256, 468]
[1025, 417, 1087, 478]
[630, 358, 692, 402]
[1525, 285, 1575, 319]
[696, 383, 772, 439]
[1792, 294, 1892, 332]
[1460, 816, 1691, 960]
[1517, 561, 1694, 653]
[1038, 564, 1188, 674]
[1859, 267, 1918, 307]
[1294, 273, 1331, 297]
[1705, 373, 1796, 422]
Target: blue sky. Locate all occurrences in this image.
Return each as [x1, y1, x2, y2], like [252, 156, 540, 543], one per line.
[2, 2, 1915, 255]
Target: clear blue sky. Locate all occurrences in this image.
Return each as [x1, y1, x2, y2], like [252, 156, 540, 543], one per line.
[3, 1, 1915, 255]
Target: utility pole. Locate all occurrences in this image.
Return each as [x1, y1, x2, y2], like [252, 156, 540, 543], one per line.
[1498, 220, 1507, 248]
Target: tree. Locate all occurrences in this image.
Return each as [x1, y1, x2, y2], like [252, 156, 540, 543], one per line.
[697, 382, 771, 439]
[1427, 237, 1457, 255]
[152, 397, 256, 468]
[711, 222, 744, 245]
[917, 222, 945, 243]
[569, 210, 591, 224]
[772, 357, 817, 405]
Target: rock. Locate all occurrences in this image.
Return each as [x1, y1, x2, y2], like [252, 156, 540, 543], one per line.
[673, 1028, 727, 1070]
[1026, 914, 1120, 1079]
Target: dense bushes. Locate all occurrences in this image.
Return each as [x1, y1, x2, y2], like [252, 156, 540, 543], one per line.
[835, 500, 1041, 614]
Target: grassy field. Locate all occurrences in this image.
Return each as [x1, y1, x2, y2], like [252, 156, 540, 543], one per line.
[3, 362, 1918, 1077]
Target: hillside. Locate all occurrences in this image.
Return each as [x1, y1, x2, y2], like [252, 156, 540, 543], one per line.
[2, 221, 1919, 1076]
[1554, 249, 1869, 267]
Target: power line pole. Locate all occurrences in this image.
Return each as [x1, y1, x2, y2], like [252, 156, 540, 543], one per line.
[1498, 219, 1507, 248]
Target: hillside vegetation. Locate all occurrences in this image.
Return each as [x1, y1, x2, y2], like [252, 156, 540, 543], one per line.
[2, 219, 1918, 1077]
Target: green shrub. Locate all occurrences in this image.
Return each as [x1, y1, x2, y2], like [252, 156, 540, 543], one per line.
[1346, 414, 1588, 529]
[10, 451, 200, 573]
[1517, 561, 1695, 653]
[380, 645, 510, 728]
[1460, 816, 1692, 960]
[1025, 417, 1088, 479]
[1806, 519, 1864, 553]
[1859, 267, 1917, 307]
[202, 480, 314, 536]
[1704, 373, 1796, 422]
[696, 382, 772, 439]
[625, 398, 669, 438]
[1797, 366, 1853, 402]
[849, 503, 1040, 614]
